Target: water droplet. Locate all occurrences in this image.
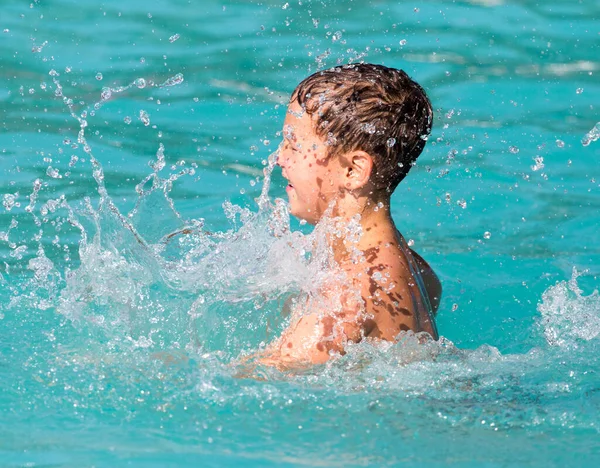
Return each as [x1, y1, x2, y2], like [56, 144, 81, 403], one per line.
[332, 31, 342, 42]
[159, 73, 184, 87]
[363, 123, 376, 134]
[581, 122, 600, 147]
[452, 303, 458, 312]
[457, 199, 467, 209]
[508, 146, 519, 154]
[386, 138, 396, 147]
[32, 40, 48, 53]
[555, 139, 565, 148]
[49, 69, 59, 77]
[169, 33, 180, 43]
[399, 39, 407, 46]
[100, 87, 112, 101]
[531, 156, 545, 171]
[2, 194, 19, 211]
[139, 110, 150, 126]
[407, 239, 415, 247]
[135, 78, 146, 89]
[46, 166, 61, 179]
[483, 231, 491, 240]
[576, 87, 584, 94]
[263, 140, 270, 146]
[95, 73, 103, 81]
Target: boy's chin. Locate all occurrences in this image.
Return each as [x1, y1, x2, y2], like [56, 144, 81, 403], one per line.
[293, 215, 318, 226]
[290, 208, 318, 226]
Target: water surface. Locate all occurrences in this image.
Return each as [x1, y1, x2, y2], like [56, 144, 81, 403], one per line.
[1, 0, 600, 466]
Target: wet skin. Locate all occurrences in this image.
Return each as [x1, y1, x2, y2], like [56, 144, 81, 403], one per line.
[263, 101, 440, 367]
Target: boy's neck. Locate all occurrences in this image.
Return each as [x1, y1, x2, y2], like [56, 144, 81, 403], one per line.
[325, 195, 398, 262]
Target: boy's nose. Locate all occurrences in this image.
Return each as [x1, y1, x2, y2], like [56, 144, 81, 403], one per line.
[275, 149, 287, 168]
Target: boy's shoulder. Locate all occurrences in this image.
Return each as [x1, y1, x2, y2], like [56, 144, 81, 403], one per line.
[341, 235, 440, 340]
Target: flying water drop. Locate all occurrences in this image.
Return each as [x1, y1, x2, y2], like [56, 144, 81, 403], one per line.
[100, 87, 112, 101]
[531, 156, 544, 171]
[159, 73, 184, 88]
[139, 110, 150, 126]
[582, 122, 600, 147]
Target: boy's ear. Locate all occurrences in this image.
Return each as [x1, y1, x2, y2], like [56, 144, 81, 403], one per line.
[343, 151, 374, 190]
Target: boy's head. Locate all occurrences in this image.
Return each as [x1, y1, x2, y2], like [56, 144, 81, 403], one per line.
[278, 63, 432, 224]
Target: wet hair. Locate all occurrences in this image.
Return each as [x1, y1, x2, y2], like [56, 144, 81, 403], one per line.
[292, 63, 433, 192]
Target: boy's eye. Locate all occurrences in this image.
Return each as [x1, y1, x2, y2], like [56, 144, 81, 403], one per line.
[283, 140, 300, 152]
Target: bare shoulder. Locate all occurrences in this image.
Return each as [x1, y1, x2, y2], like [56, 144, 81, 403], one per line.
[342, 242, 418, 340]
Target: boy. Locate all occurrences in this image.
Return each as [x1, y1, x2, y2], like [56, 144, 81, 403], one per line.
[259, 63, 440, 367]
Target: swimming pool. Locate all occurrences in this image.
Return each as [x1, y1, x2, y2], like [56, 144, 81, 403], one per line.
[1, 0, 599, 465]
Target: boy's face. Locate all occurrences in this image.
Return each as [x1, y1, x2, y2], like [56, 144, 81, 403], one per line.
[278, 101, 346, 225]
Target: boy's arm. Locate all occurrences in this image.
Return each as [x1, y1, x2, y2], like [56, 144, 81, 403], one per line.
[258, 292, 364, 367]
[256, 263, 418, 367]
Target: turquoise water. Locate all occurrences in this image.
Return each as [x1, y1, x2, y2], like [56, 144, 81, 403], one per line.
[1, 0, 600, 466]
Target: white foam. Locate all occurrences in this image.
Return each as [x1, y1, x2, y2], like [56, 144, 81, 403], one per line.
[537, 268, 600, 348]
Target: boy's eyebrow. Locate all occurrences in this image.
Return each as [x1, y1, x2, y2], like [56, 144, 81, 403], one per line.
[287, 107, 305, 118]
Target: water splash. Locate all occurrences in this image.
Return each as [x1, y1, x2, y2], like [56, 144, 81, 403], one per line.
[9, 69, 345, 358]
[538, 268, 600, 349]
[4, 63, 600, 401]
